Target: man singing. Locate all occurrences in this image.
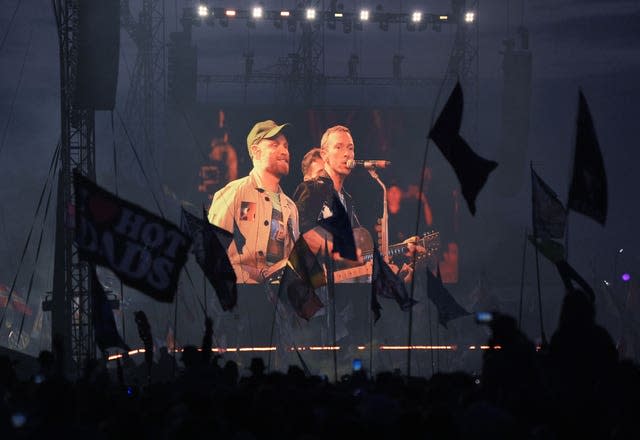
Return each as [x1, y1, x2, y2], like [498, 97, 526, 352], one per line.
[208, 120, 299, 283]
[294, 125, 418, 280]
[293, 125, 362, 258]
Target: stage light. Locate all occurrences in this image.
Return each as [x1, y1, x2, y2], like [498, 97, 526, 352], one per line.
[280, 10, 290, 17]
[225, 9, 236, 17]
[619, 248, 624, 254]
[411, 11, 422, 23]
[334, 12, 343, 18]
[439, 15, 448, 21]
[197, 5, 209, 17]
[252, 7, 263, 19]
[465, 11, 475, 23]
[622, 273, 631, 282]
[306, 8, 316, 20]
[360, 10, 370, 21]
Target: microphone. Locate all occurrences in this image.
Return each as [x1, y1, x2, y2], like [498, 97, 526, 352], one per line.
[346, 159, 391, 170]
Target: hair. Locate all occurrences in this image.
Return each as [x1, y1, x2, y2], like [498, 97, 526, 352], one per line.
[300, 147, 323, 178]
[320, 125, 351, 151]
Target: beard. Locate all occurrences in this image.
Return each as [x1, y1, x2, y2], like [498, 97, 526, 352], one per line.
[267, 158, 290, 178]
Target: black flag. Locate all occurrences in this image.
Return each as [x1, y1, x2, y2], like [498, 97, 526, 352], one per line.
[371, 246, 416, 315]
[567, 91, 607, 225]
[429, 82, 498, 215]
[317, 194, 358, 261]
[426, 265, 470, 328]
[181, 208, 237, 311]
[73, 172, 191, 302]
[555, 259, 595, 304]
[531, 167, 567, 240]
[90, 266, 129, 352]
[278, 237, 326, 321]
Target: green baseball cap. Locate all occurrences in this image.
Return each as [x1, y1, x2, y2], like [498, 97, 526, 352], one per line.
[246, 120, 290, 158]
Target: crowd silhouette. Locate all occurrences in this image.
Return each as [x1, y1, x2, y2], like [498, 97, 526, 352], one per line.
[1, 285, 639, 439]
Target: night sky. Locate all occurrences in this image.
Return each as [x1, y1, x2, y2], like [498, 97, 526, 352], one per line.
[1, 0, 639, 348]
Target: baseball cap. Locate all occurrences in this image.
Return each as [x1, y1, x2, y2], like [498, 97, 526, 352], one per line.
[246, 120, 290, 158]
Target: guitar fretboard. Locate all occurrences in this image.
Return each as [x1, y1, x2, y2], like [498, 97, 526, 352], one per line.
[361, 232, 440, 262]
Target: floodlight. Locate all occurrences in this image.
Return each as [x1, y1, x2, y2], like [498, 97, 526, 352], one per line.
[197, 5, 209, 17]
[306, 8, 316, 20]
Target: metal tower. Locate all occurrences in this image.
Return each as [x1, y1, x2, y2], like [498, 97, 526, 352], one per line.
[51, 0, 96, 375]
[446, 0, 480, 141]
[121, 0, 166, 175]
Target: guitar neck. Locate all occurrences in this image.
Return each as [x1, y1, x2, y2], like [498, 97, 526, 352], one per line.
[332, 264, 372, 283]
[362, 232, 439, 262]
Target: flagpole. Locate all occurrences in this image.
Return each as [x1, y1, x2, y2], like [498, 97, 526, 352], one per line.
[518, 229, 528, 330]
[427, 266, 435, 376]
[121, 280, 126, 345]
[203, 273, 207, 316]
[325, 239, 338, 383]
[267, 284, 279, 372]
[173, 294, 179, 378]
[369, 294, 374, 377]
[531, 163, 547, 347]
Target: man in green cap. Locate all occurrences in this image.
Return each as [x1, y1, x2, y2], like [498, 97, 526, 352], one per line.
[208, 120, 299, 283]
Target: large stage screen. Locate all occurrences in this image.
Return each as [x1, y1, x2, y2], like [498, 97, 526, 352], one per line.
[163, 105, 460, 284]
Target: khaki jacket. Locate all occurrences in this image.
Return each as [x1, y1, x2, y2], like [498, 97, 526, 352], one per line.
[208, 170, 299, 283]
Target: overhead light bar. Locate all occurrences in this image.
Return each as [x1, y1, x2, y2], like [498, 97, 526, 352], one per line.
[334, 12, 343, 18]
[225, 9, 236, 17]
[280, 10, 290, 17]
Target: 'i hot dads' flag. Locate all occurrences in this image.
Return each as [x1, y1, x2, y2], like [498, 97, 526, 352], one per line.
[73, 171, 191, 302]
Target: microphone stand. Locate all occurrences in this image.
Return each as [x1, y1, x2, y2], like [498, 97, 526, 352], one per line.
[367, 168, 389, 377]
[367, 169, 389, 259]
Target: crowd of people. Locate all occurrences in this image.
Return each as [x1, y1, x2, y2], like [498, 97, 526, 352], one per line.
[1, 287, 639, 439]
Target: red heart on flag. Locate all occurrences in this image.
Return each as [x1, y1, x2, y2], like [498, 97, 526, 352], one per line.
[88, 194, 120, 224]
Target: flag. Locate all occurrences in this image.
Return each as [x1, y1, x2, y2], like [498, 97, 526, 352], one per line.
[73, 171, 191, 302]
[567, 91, 607, 225]
[181, 208, 237, 311]
[317, 194, 358, 261]
[531, 167, 567, 240]
[90, 266, 129, 352]
[278, 237, 326, 320]
[371, 246, 416, 316]
[426, 265, 470, 328]
[134, 310, 154, 376]
[528, 235, 566, 264]
[429, 82, 498, 215]
[554, 259, 595, 304]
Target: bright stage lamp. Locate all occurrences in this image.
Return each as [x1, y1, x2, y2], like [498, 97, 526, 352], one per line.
[306, 8, 316, 20]
[197, 5, 209, 17]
